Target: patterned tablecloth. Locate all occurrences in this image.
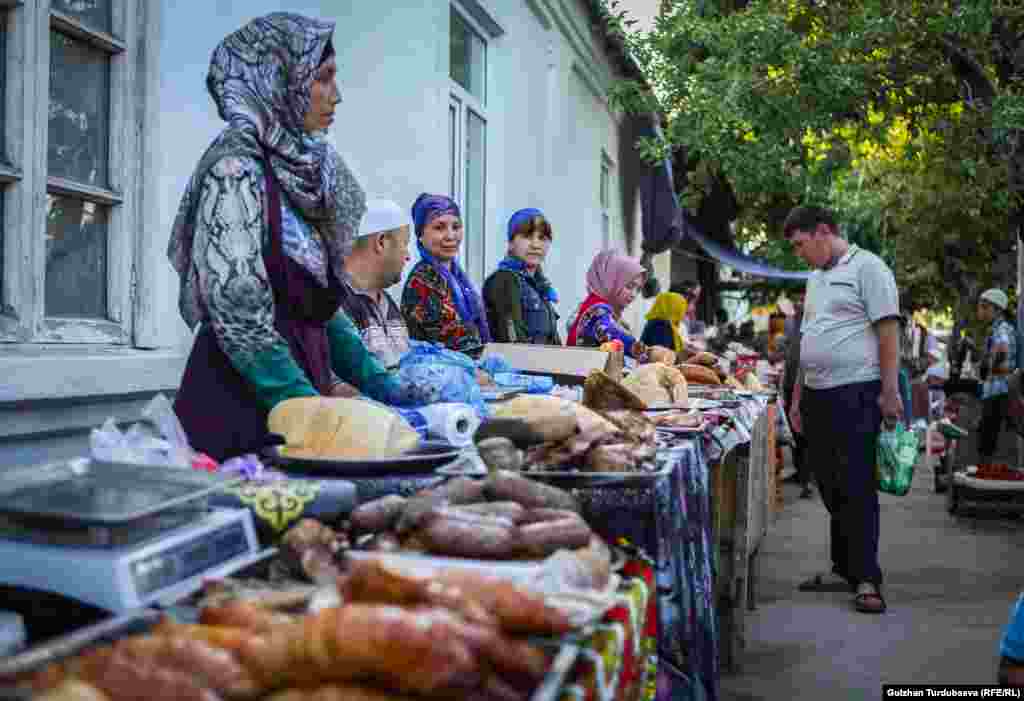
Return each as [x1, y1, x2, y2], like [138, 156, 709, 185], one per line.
[704, 396, 771, 464]
[561, 558, 658, 701]
[329, 439, 719, 701]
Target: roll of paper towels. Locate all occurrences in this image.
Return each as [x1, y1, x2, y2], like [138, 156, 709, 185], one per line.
[398, 404, 481, 447]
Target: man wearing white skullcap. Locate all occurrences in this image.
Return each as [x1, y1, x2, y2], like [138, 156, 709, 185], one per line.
[339, 199, 413, 369]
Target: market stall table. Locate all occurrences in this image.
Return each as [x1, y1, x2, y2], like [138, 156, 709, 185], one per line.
[267, 436, 721, 701]
[255, 399, 777, 698]
[703, 397, 776, 673]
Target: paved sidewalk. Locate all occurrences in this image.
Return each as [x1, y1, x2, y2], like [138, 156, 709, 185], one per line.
[719, 457, 1024, 700]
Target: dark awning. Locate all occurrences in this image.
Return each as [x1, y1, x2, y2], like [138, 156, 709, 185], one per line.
[636, 113, 810, 281]
[638, 115, 684, 256]
[683, 219, 811, 282]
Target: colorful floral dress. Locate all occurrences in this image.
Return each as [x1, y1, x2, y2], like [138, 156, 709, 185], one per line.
[401, 260, 485, 354]
[568, 293, 646, 360]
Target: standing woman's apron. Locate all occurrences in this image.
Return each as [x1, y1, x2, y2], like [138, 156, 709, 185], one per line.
[174, 162, 344, 462]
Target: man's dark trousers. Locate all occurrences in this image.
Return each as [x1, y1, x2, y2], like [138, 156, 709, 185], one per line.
[801, 380, 884, 587]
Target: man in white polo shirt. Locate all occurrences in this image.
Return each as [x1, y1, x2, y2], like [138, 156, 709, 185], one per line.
[785, 206, 903, 615]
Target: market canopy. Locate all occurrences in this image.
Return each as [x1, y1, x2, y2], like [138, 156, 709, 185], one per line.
[683, 221, 811, 282]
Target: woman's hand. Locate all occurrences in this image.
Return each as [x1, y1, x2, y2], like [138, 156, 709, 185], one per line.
[328, 380, 362, 398]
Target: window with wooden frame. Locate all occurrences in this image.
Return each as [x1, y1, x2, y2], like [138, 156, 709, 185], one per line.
[448, 1, 496, 286]
[0, 0, 147, 346]
[600, 152, 614, 249]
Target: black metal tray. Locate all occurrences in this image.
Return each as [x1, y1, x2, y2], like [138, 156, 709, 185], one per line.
[0, 460, 240, 526]
[263, 440, 464, 477]
[517, 465, 674, 488]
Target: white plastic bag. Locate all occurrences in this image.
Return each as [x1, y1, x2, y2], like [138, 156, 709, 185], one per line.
[143, 393, 193, 466]
[88, 393, 194, 468]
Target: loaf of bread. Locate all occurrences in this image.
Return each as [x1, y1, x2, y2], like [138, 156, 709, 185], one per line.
[744, 372, 764, 391]
[686, 352, 719, 367]
[617, 382, 669, 406]
[678, 363, 721, 386]
[622, 363, 688, 405]
[646, 347, 677, 366]
[267, 397, 420, 460]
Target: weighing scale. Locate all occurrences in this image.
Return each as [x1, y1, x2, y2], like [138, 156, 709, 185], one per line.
[0, 458, 270, 613]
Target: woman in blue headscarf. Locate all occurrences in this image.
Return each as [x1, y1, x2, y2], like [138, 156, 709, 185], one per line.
[483, 208, 561, 345]
[401, 194, 491, 355]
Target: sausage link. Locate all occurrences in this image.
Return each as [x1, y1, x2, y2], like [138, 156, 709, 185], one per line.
[419, 517, 517, 559]
[349, 495, 407, 533]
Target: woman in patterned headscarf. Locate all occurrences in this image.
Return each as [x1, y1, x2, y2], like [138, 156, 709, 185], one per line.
[483, 208, 561, 345]
[400, 194, 491, 355]
[168, 13, 412, 461]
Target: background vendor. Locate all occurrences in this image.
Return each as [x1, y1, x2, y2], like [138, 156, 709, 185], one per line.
[484, 208, 561, 345]
[640, 291, 688, 356]
[401, 193, 491, 355]
[339, 199, 413, 369]
[566, 250, 675, 364]
[976, 288, 1017, 461]
[169, 13, 406, 462]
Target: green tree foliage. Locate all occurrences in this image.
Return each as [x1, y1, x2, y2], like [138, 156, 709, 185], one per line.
[604, 0, 1024, 313]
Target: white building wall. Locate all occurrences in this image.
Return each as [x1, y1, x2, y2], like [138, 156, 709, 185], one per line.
[157, 0, 664, 349]
[0, 0, 670, 467]
[158, 1, 452, 351]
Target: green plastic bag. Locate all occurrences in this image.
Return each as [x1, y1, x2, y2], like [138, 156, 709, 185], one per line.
[876, 421, 919, 496]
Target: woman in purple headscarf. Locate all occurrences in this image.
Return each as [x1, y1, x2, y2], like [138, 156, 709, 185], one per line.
[567, 249, 670, 362]
[400, 194, 491, 356]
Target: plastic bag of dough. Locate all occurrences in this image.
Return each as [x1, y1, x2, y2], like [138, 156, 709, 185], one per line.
[267, 397, 419, 460]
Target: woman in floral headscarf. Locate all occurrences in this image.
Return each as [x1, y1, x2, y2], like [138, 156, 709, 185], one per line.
[483, 208, 561, 345]
[401, 194, 491, 355]
[567, 250, 673, 362]
[168, 13, 411, 461]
